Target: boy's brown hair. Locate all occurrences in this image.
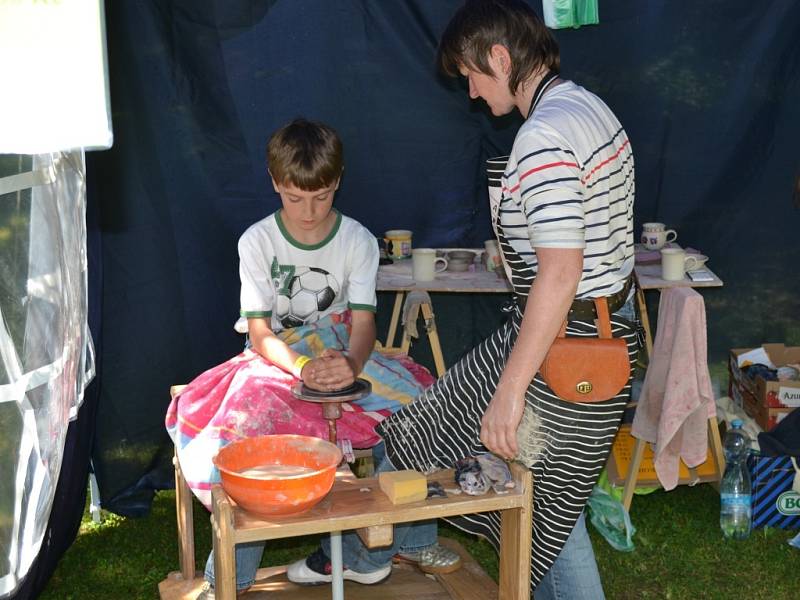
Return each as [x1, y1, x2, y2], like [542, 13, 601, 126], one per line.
[438, 0, 560, 94]
[267, 118, 343, 191]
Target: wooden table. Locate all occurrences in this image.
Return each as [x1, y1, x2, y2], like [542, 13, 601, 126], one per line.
[209, 464, 533, 600]
[633, 244, 723, 357]
[378, 249, 512, 375]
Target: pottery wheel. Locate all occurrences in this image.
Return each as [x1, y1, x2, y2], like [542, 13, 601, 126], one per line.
[290, 378, 372, 444]
[291, 378, 371, 403]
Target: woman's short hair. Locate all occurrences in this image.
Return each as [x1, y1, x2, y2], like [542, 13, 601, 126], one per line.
[438, 0, 560, 94]
[267, 118, 343, 191]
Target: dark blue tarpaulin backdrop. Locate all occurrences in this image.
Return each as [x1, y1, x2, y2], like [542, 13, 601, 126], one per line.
[83, 0, 799, 518]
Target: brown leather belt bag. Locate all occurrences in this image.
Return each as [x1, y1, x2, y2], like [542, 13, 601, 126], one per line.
[539, 297, 630, 403]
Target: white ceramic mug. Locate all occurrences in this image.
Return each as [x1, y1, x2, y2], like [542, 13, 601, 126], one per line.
[661, 248, 699, 281]
[484, 239, 502, 272]
[412, 248, 448, 281]
[641, 222, 677, 250]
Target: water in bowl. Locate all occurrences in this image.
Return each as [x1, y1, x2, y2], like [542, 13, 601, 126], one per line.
[238, 464, 316, 479]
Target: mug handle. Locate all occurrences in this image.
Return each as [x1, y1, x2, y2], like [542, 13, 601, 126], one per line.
[665, 229, 678, 243]
[434, 257, 448, 273]
[684, 255, 699, 271]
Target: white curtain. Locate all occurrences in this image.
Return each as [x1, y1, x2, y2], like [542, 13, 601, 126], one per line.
[0, 152, 95, 596]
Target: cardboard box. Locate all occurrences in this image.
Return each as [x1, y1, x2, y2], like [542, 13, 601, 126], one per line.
[729, 345, 800, 409]
[732, 384, 792, 431]
[748, 454, 800, 529]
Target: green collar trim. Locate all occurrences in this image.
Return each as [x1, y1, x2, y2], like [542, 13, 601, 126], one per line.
[276, 209, 341, 250]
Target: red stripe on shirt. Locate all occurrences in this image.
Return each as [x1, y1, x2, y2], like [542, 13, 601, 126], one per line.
[503, 160, 580, 194]
[580, 139, 630, 184]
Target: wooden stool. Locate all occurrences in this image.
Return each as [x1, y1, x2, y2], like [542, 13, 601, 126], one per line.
[207, 465, 533, 600]
[162, 385, 530, 599]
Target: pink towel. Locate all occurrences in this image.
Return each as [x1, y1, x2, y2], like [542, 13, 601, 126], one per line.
[631, 287, 715, 490]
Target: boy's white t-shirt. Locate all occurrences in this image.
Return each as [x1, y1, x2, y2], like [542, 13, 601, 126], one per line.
[237, 210, 378, 332]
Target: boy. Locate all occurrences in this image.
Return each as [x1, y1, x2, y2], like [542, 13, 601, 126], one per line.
[238, 118, 378, 393]
[198, 118, 381, 597]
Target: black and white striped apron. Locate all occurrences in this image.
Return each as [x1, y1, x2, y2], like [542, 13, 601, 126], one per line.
[377, 156, 638, 588]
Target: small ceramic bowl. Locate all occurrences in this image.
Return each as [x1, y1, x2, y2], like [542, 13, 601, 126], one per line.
[446, 250, 476, 272]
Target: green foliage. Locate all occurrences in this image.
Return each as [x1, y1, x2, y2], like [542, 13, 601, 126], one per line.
[39, 483, 797, 599]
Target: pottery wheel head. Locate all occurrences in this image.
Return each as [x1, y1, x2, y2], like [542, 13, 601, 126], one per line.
[291, 378, 372, 403]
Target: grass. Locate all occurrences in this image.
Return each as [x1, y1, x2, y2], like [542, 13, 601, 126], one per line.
[39, 481, 797, 600]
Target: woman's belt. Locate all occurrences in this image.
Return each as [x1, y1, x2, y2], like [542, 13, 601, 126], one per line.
[515, 276, 633, 321]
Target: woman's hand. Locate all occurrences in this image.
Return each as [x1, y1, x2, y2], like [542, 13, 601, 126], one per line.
[480, 386, 525, 460]
[304, 349, 356, 391]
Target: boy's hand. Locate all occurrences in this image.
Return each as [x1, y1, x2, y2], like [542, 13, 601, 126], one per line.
[306, 349, 356, 391]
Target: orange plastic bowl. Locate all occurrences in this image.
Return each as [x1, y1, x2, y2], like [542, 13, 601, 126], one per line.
[213, 434, 342, 517]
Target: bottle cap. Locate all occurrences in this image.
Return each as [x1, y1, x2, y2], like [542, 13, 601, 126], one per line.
[731, 419, 743, 428]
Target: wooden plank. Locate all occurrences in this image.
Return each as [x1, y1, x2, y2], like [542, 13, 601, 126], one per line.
[228, 469, 527, 545]
[158, 571, 206, 600]
[356, 524, 394, 549]
[160, 542, 495, 600]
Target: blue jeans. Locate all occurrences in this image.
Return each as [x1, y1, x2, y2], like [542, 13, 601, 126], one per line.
[534, 512, 605, 600]
[203, 442, 437, 588]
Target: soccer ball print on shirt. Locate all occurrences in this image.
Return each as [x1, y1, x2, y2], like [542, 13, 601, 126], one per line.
[271, 258, 341, 328]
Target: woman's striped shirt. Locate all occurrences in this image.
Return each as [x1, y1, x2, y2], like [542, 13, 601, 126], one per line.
[495, 80, 635, 299]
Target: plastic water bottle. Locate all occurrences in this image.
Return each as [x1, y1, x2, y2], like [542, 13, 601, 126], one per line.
[720, 419, 752, 540]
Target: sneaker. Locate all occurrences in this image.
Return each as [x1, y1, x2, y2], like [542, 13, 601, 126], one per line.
[396, 543, 462, 574]
[286, 547, 392, 586]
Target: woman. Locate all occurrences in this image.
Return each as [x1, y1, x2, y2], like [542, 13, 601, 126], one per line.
[379, 1, 638, 598]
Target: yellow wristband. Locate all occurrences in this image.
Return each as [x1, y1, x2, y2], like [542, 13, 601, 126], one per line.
[293, 355, 311, 378]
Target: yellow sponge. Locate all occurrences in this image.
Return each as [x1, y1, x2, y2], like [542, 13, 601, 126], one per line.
[378, 470, 427, 505]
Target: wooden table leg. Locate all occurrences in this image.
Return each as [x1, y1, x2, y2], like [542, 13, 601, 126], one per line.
[386, 291, 404, 348]
[634, 281, 654, 359]
[420, 302, 446, 377]
[708, 417, 726, 487]
[400, 302, 419, 354]
[211, 486, 236, 600]
[173, 450, 196, 582]
[499, 465, 533, 600]
[622, 437, 647, 511]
